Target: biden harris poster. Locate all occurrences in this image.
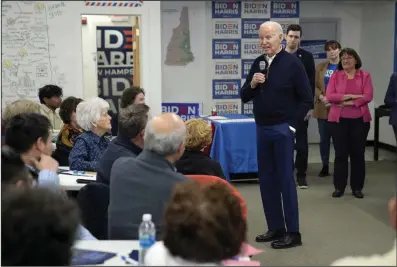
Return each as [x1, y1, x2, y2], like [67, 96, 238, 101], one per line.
[211, 0, 299, 109]
[97, 26, 134, 114]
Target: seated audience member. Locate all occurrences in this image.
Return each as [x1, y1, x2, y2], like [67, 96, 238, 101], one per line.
[69, 97, 111, 171]
[97, 104, 149, 185]
[2, 187, 79, 266]
[1, 146, 96, 241]
[175, 118, 225, 179]
[53, 96, 84, 166]
[332, 196, 396, 266]
[108, 113, 188, 240]
[2, 99, 42, 146]
[5, 113, 60, 189]
[145, 181, 247, 266]
[1, 146, 35, 192]
[2, 99, 41, 124]
[38, 84, 63, 130]
[384, 72, 397, 144]
[110, 87, 146, 136]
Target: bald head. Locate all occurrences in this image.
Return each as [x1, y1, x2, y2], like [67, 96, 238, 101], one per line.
[149, 113, 185, 136]
[144, 113, 186, 158]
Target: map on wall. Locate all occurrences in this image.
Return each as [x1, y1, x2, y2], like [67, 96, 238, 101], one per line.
[164, 6, 195, 66]
[1, 1, 68, 106]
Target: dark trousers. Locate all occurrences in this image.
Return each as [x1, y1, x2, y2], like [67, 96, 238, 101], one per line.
[317, 119, 333, 167]
[330, 118, 370, 192]
[256, 123, 299, 232]
[295, 120, 309, 178]
[393, 126, 397, 146]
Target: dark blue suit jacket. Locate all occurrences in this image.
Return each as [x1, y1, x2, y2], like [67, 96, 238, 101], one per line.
[384, 73, 397, 126]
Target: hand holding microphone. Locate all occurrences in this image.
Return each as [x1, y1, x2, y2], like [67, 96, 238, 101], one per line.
[250, 61, 267, 89]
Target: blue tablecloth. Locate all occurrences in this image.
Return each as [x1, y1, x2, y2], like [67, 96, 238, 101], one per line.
[208, 114, 258, 181]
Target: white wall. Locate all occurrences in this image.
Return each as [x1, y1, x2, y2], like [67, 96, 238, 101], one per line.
[360, 1, 395, 145]
[81, 15, 136, 100]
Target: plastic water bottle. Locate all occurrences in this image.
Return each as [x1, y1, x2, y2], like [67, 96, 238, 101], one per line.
[139, 213, 156, 265]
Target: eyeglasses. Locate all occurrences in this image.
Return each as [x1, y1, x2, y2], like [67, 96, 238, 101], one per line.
[341, 56, 354, 61]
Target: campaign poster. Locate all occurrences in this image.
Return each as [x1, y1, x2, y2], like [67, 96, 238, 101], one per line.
[212, 60, 241, 79]
[212, 39, 241, 59]
[212, 79, 241, 99]
[97, 26, 133, 114]
[241, 101, 254, 117]
[241, 59, 254, 79]
[214, 101, 240, 114]
[242, 18, 269, 39]
[270, 1, 299, 18]
[241, 1, 271, 19]
[300, 40, 327, 60]
[241, 39, 262, 59]
[212, 19, 241, 39]
[161, 103, 200, 121]
[212, 1, 241, 18]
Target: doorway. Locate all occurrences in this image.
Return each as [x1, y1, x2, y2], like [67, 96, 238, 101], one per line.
[81, 14, 140, 114]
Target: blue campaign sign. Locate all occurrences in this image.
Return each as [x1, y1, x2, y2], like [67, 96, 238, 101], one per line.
[212, 1, 241, 18]
[241, 59, 254, 79]
[212, 39, 241, 59]
[271, 1, 299, 18]
[241, 19, 268, 39]
[97, 26, 134, 114]
[212, 79, 241, 99]
[161, 103, 200, 121]
[300, 40, 327, 60]
[241, 101, 254, 117]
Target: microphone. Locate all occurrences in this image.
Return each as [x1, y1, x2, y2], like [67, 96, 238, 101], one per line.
[259, 61, 267, 74]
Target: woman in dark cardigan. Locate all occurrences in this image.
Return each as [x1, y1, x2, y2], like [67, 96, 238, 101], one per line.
[175, 118, 226, 179]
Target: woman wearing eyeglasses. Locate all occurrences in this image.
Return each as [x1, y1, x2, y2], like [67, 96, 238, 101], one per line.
[326, 48, 373, 199]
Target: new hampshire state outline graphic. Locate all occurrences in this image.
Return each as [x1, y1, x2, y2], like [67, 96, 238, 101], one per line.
[165, 6, 195, 66]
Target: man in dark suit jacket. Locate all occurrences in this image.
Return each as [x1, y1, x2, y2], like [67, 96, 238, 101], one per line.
[108, 113, 188, 240]
[384, 72, 397, 144]
[241, 21, 312, 249]
[285, 24, 315, 189]
[96, 104, 149, 185]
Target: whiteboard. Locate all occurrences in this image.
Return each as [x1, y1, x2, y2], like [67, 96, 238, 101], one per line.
[1, 1, 82, 106]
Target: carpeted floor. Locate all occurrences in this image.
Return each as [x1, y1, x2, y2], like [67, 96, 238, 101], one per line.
[234, 161, 396, 266]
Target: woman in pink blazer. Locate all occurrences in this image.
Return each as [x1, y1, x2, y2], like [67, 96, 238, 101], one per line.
[326, 48, 373, 199]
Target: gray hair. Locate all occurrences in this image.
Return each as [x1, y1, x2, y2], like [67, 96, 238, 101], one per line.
[118, 104, 150, 139]
[76, 97, 109, 131]
[144, 120, 186, 157]
[260, 21, 283, 35]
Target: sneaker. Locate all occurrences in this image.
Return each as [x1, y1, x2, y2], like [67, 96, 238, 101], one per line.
[318, 166, 329, 177]
[297, 178, 308, 189]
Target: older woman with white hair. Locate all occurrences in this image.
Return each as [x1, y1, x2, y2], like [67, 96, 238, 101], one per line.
[68, 97, 111, 171]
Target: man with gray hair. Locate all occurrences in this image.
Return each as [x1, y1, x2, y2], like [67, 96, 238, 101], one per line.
[96, 104, 150, 185]
[108, 113, 188, 240]
[240, 21, 313, 249]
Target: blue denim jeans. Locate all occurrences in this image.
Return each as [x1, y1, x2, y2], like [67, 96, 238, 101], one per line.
[317, 119, 332, 167]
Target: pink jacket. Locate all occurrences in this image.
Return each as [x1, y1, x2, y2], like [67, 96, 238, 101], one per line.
[326, 69, 373, 122]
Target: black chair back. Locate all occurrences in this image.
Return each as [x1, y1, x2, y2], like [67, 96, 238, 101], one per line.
[77, 182, 110, 240]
